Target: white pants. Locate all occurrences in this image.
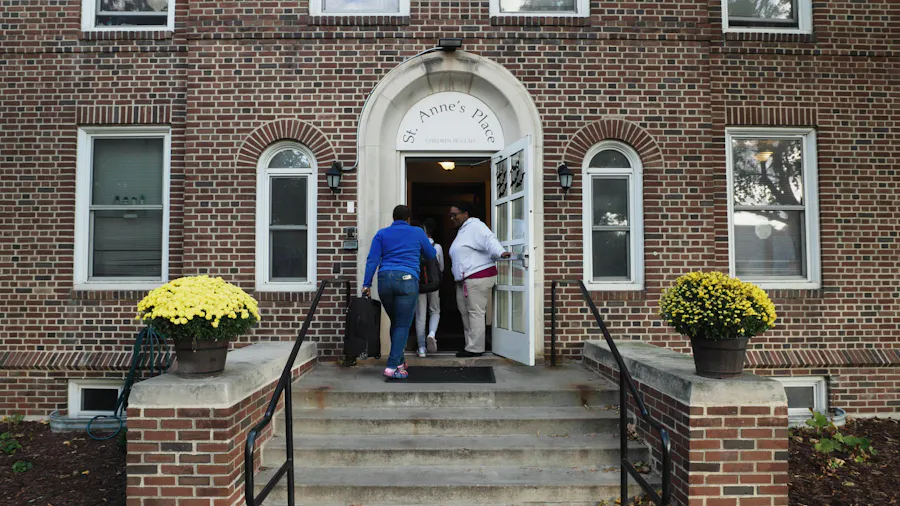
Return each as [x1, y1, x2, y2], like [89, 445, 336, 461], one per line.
[415, 291, 441, 348]
[455, 276, 496, 354]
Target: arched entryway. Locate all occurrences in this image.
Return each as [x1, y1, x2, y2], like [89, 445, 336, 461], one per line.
[356, 50, 545, 363]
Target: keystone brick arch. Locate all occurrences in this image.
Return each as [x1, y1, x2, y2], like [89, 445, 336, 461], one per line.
[562, 118, 664, 169]
[235, 118, 337, 169]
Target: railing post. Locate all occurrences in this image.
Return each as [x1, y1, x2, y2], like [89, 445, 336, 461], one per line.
[285, 381, 295, 506]
[550, 280, 557, 367]
[620, 369, 628, 505]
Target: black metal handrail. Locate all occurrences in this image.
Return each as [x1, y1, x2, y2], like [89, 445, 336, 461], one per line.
[244, 278, 350, 506]
[551, 280, 672, 506]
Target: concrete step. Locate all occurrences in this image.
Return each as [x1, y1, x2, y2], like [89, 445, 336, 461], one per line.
[295, 388, 619, 409]
[256, 465, 657, 505]
[290, 406, 619, 436]
[293, 364, 619, 409]
[262, 434, 645, 467]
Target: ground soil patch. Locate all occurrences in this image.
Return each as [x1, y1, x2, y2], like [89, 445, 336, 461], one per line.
[0, 421, 125, 506]
[790, 417, 900, 506]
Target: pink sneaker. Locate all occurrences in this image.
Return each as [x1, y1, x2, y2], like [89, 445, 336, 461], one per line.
[384, 367, 408, 379]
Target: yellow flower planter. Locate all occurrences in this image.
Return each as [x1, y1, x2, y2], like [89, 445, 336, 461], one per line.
[136, 275, 260, 377]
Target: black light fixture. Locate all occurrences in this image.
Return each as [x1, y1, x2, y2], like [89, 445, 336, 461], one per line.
[437, 38, 463, 51]
[326, 161, 343, 193]
[557, 163, 574, 194]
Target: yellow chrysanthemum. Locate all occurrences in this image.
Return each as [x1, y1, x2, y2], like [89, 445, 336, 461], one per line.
[659, 271, 776, 340]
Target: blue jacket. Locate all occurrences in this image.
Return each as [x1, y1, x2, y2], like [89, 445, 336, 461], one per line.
[363, 221, 437, 288]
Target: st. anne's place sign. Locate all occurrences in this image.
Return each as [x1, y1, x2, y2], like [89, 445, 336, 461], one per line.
[396, 92, 505, 151]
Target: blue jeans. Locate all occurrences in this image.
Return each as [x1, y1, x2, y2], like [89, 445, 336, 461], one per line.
[377, 270, 419, 368]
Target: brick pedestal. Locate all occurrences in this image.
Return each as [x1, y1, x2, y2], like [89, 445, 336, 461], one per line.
[585, 341, 789, 506]
[126, 341, 316, 506]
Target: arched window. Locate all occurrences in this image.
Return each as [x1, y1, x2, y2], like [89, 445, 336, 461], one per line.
[256, 142, 317, 291]
[582, 141, 644, 290]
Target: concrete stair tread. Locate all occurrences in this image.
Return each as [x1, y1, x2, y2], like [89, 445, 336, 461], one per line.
[294, 364, 617, 394]
[260, 465, 657, 487]
[267, 434, 638, 451]
[292, 406, 617, 421]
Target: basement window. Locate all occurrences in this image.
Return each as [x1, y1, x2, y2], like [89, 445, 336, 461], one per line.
[773, 376, 827, 426]
[82, 0, 175, 31]
[68, 380, 122, 418]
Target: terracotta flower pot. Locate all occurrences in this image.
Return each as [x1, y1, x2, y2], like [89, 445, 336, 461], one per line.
[689, 336, 749, 379]
[173, 339, 229, 378]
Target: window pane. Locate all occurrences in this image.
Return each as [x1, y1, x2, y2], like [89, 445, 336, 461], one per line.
[96, 0, 168, 26]
[512, 291, 525, 333]
[99, 0, 169, 13]
[496, 289, 509, 330]
[497, 202, 509, 242]
[592, 231, 629, 279]
[589, 150, 631, 169]
[92, 138, 163, 206]
[511, 198, 525, 240]
[271, 230, 308, 280]
[592, 178, 629, 226]
[271, 177, 308, 226]
[92, 209, 163, 277]
[322, 0, 400, 12]
[727, 0, 796, 25]
[732, 138, 803, 206]
[82, 388, 118, 412]
[734, 210, 805, 277]
[499, 0, 577, 12]
[510, 150, 525, 194]
[511, 244, 525, 287]
[268, 148, 312, 169]
[785, 386, 815, 411]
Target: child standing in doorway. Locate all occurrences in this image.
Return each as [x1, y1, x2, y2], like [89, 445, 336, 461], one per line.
[415, 218, 444, 357]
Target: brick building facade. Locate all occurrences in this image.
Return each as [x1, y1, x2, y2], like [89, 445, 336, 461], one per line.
[1, 0, 898, 417]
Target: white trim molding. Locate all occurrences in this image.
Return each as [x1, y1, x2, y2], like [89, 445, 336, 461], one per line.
[81, 0, 175, 32]
[721, 0, 812, 35]
[255, 141, 318, 292]
[725, 127, 820, 290]
[489, 0, 589, 18]
[68, 379, 123, 418]
[309, 0, 410, 17]
[582, 140, 645, 291]
[75, 126, 171, 291]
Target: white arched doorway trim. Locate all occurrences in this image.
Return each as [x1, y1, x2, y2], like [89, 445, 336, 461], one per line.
[356, 50, 546, 361]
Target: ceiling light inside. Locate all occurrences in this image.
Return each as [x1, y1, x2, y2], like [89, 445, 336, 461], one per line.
[439, 161, 455, 171]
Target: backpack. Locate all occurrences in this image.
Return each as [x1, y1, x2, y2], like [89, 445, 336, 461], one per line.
[419, 255, 441, 294]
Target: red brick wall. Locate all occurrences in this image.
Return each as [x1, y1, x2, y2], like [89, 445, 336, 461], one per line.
[586, 355, 790, 506]
[125, 358, 313, 506]
[2, 0, 899, 413]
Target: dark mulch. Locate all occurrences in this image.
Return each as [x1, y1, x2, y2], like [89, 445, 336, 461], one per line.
[0, 421, 126, 506]
[790, 417, 900, 506]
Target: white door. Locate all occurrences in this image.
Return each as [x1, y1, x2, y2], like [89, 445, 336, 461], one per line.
[490, 136, 534, 365]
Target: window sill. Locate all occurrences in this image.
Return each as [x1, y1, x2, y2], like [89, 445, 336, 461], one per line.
[490, 15, 590, 27]
[722, 29, 816, 43]
[74, 281, 164, 292]
[255, 283, 318, 293]
[80, 29, 174, 41]
[306, 15, 410, 26]
[582, 282, 644, 292]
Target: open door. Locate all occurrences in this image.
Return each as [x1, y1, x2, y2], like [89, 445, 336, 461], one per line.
[490, 136, 534, 365]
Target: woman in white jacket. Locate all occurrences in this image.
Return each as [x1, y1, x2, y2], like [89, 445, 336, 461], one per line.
[415, 218, 444, 357]
[447, 202, 511, 357]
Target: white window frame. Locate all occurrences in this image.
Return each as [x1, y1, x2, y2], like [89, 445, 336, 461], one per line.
[75, 126, 171, 291]
[489, 0, 589, 18]
[82, 0, 175, 32]
[582, 141, 644, 291]
[721, 0, 812, 35]
[725, 127, 820, 290]
[309, 0, 410, 17]
[774, 376, 827, 425]
[255, 141, 318, 292]
[68, 379, 123, 418]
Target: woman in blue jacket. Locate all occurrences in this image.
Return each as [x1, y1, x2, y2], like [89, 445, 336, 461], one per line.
[362, 205, 437, 379]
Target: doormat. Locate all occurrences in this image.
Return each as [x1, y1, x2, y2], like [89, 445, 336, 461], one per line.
[385, 366, 496, 383]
